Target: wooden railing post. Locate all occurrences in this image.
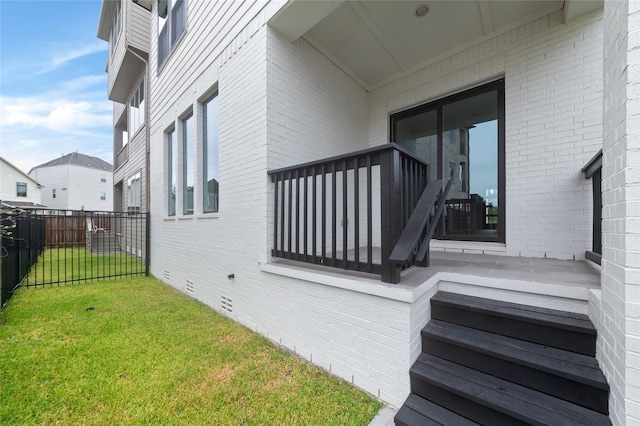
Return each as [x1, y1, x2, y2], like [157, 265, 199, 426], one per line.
[380, 148, 402, 283]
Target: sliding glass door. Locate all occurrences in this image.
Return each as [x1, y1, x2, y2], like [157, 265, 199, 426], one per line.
[390, 80, 504, 242]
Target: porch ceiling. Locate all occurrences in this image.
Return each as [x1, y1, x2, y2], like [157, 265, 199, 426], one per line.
[270, 0, 602, 90]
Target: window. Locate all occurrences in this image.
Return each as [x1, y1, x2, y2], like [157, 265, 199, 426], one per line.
[203, 92, 219, 212]
[391, 79, 505, 242]
[109, 0, 122, 58]
[16, 182, 27, 197]
[182, 113, 194, 214]
[127, 172, 141, 213]
[100, 192, 107, 201]
[101, 173, 107, 183]
[167, 129, 177, 216]
[52, 188, 56, 199]
[157, 0, 186, 69]
[129, 80, 145, 135]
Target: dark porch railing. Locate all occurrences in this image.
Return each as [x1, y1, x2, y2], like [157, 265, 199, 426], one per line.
[268, 143, 451, 283]
[583, 150, 602, 264]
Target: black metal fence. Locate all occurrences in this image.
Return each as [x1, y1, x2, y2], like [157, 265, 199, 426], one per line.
[1, 210, 45, 309]
[1, 209, 149, 309]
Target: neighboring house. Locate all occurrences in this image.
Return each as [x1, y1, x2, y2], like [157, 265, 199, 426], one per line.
[0, 156, 44, 208]
[98, 1, 639, 424]
[28, 152, 113, 212]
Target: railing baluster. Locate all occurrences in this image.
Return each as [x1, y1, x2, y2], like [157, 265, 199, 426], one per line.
[342, 158, 348, 269]
[354, 157, 360, 268]
[303, 171, 308, 260]
[321, 164, 327, 262]
[312, 166, 317, 262]
[367, 155, 373, 272]
[273, 172, 279, 256]
[295, 169, 300, 257]
[287, 171, 293, 257]
[331, 161, 337, 265]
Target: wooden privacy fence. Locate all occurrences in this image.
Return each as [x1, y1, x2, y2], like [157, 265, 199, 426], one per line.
[45, 215, 86, 248]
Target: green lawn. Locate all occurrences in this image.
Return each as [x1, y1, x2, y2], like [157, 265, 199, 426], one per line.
[0, 277, 382, 425]
[26, 248, 145, 285]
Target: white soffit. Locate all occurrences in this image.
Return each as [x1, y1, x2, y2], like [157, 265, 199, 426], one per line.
[272, 1, 601, 90]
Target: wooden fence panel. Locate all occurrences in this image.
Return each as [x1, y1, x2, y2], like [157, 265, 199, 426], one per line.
[45, 216, 86, 248]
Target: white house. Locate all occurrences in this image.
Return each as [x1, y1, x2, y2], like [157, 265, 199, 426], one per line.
[98, 1, 639, 424]
[0, 156, 44, 208]
[28, 152, 113, 212]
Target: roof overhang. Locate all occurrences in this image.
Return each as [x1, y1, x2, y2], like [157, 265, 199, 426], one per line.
[269, 0, 603, 91]
[97, 0, 118, 41]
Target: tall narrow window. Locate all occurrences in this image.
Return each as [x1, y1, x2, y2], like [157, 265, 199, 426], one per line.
[182, 114, 194, 215]
[157, 0, 186, 69]
[129, 80, 145, 135]
[167, 129, 177, 216]
[391, 79, 504, 242]
[101, 173, 107, 183]
[16, 182, 27, 197]
[203, 92, 219, 213]
[100, 192, 107, 201]
[52, 188, 56, 199]
[127, 172, 141, 213]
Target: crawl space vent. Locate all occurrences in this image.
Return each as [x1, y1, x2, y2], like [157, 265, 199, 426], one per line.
[186, 280, 194, 295]
[163, 270, 170, 282]
[221, 296, 233, 314]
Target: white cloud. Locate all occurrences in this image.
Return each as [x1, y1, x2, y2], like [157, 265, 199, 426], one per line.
[34, 42, 107, 75]
[1, 97, 112, 132]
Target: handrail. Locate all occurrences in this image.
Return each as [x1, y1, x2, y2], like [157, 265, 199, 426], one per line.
[267, 143, 427, 176]
[583, 150, 602, 264]
[582, 149, 602, 179]
[416, 178, 453, 262]
[388, 179, 452, 265]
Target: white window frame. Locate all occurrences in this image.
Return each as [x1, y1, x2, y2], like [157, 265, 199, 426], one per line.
[129, 80, 145, 136]
[157, 0, 186, 70]
[127, 172, 142, 213]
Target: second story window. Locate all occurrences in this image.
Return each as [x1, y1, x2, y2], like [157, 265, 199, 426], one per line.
[17, 182, 27, 197]
[52, 188, 56, 199]
[157, 0, 185, 69]
[109, 0, 122, 58]
[129, 80, 145, 135]
[100, 192, 107, 201]
[101, 173, 107, 183]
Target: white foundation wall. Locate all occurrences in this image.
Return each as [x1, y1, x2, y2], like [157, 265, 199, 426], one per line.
[368, 10, 603, 260]
[598, 1, 640, 424]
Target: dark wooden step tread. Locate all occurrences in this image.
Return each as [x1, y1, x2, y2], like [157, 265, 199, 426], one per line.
[423, 320, 608, 389]
[412, 353, 611, 425]
[396, 394, 480, 426]
[431, 292, 595, 334]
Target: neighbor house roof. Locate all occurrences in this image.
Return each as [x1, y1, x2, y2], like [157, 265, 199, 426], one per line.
[30, 152, 113, 173]
[0, 156, 43, 188]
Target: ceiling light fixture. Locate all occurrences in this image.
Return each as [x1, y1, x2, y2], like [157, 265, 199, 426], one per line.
[415, 4, 429, 17]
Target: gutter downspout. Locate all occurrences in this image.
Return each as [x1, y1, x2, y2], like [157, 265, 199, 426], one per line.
[126, 48, 151, 215]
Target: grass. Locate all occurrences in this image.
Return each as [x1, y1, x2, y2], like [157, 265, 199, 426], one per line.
[0, 277, 382, 425]
[25, 248, 145, 285]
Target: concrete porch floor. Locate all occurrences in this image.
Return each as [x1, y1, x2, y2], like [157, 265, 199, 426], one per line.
[266, 248, 602, 314]
[402, 250, 602, 289]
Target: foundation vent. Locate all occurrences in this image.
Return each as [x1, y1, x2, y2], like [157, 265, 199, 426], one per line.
[163, 270, 170, 282]
[186, 280, 194, 295]
[221, 295, 233, 314]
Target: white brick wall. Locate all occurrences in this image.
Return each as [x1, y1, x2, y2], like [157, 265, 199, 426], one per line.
[369, 10, 603, 260]
[598, 1, 640, 424]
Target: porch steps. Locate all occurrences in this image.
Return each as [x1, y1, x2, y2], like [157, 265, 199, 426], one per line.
[395, 291, 610, 426]
[90, 233, 121, 255]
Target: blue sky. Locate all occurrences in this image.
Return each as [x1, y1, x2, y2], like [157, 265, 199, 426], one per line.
[0, 0, 111, 174]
